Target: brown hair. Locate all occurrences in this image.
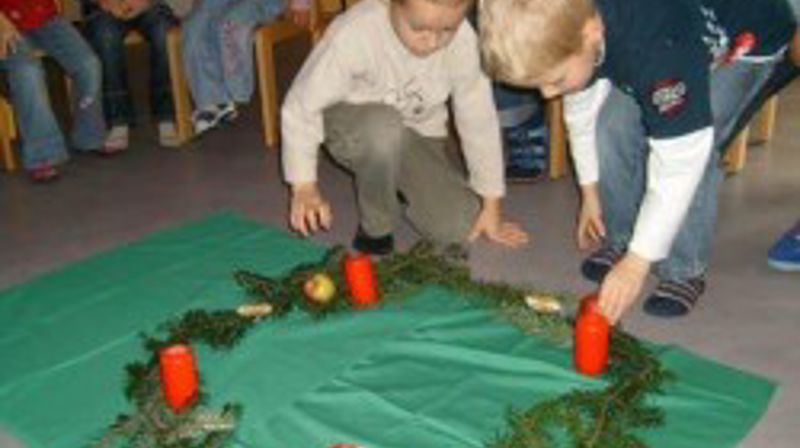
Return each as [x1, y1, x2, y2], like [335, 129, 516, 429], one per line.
[479, 0, 595, 84]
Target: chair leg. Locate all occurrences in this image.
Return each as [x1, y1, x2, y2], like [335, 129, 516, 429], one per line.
[167, 27, 194, 145]
[547, 97, 569, 179]
[255, 26, 282, 150]
[750, 95, 778, 145]
[0, 97, 18, 172]
[724, 125, 750, 174]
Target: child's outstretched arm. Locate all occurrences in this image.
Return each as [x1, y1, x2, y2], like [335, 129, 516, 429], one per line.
[449, 25, 529, 248]
[281, 26, 354, 236]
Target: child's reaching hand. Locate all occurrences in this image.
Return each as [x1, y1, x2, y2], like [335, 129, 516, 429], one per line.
[468, 197, 529, 248]
[290, 182, 332, 236]
[288, 0, 311, 27]
[577, 184, 606, 250]
[0, 12, 21, 59]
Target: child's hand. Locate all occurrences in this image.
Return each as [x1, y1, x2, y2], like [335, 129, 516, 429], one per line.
[597, 252, 650, 324]
[287, 0, 311, 27]
[290, 182, 332, 236]
[468, 197, 529, 248]
[577, 183, 606, 250]
[0, 13, 21, 59]
[118, 0, 153, 19]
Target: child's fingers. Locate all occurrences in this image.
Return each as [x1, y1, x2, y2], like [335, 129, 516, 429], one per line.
[290, 204, 309, 236]
[318, 203, 333, 230]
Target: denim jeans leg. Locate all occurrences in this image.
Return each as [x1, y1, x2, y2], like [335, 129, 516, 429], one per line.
[28, 18, 106, 151]
[182, 0, 233, 109]
[216, 0, 285, 103]
[595, 86, 648, 252]
[655, 61, 777, 280]
[83, 11, 133, 127]
[134, 4, 178, 122]
[0, 40, 68, 169]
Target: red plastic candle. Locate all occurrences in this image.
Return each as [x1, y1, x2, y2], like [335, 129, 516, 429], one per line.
[343, 253, 379, 307]
[159, 344, 199, 412]
[574, 293, 610, 376]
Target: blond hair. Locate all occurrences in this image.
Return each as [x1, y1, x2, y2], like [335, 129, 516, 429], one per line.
[479, 0, 595, 84]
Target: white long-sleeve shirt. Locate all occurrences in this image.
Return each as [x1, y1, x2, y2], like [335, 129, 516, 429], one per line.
[281, 0, 505, 198]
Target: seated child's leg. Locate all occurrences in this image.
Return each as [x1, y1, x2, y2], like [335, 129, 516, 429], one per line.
[215, 0, 286, 104]
[323, 104, 406, 241]
[182, 0, 239, 133]
[27, 18, 106, 152]
[83, 9, 133, 129]
[1, 43, 68, 171]
[134, 4, 180, 127]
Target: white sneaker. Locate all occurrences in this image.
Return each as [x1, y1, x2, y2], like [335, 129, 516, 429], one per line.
[192, 103, 238, 136]
[158, 121, 180, 147]
[104, 125, 129, 152]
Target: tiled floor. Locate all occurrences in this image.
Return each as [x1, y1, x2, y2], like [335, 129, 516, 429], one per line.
[1, 83, 798, 447]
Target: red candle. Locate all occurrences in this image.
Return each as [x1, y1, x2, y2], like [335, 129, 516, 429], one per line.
[159, 344, 199, 412]
[574, 293, 609, 376]
[343, 253, 379, 307]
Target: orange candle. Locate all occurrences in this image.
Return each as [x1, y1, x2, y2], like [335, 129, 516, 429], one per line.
[343, 253, 379, 307]
[574, 293, 609, 376]
[159, 344, 199, 412]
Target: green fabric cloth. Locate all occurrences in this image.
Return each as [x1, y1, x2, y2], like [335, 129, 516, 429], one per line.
[0, 213, 776, 448]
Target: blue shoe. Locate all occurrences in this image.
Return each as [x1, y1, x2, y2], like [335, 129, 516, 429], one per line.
[768, 221, 800, 272]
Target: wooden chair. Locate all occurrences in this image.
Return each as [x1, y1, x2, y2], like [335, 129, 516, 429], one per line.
[0, 96, 18, 171]
[723, 95, 779, 174]
[255, 0, 348, 149]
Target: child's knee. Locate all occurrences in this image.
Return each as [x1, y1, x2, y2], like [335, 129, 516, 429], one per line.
[358, 105, 407, 152]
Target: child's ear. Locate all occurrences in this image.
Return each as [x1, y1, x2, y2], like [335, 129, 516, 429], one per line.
[581, 14, 604, 46]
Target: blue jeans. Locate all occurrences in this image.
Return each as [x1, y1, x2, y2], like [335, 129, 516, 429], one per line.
[181, 0, 284, 110]
[0, 18, 105, 169]
[596, 60, 778, 280]
[82, 3, 178, 126]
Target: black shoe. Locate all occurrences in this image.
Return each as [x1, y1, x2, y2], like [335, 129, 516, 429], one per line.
[353, 228, 394, 256]
[580, 246, 625, 283]
[643, 275, 706, 318]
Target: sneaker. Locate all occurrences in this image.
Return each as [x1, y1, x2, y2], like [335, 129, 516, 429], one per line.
[644, 276, 706, 318]
[158, 121, 180, 147]
[104, 125, 129, 153]
[352, 227, 394, 256]
[580, 246, 625, 283]
[768, 221, 800, 272]
[192, 103, 238, 136]
[28, 163, 59, 183]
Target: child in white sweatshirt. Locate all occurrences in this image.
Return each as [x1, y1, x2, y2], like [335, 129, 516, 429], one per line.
[281, 0, 528, 255]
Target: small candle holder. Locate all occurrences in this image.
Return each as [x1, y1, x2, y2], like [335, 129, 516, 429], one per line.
[343, 252, 380, 308]
[574, 293, 609, 376]
[159, 344, 199, 412]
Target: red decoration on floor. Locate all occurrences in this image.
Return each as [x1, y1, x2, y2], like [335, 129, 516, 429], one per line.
[574, 293, 609, 376]
[343, 253, 379, 307]
[159, 344, 199, 412]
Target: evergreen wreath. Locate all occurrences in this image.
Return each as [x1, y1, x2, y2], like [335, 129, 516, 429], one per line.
[93, 243, 672, 448]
